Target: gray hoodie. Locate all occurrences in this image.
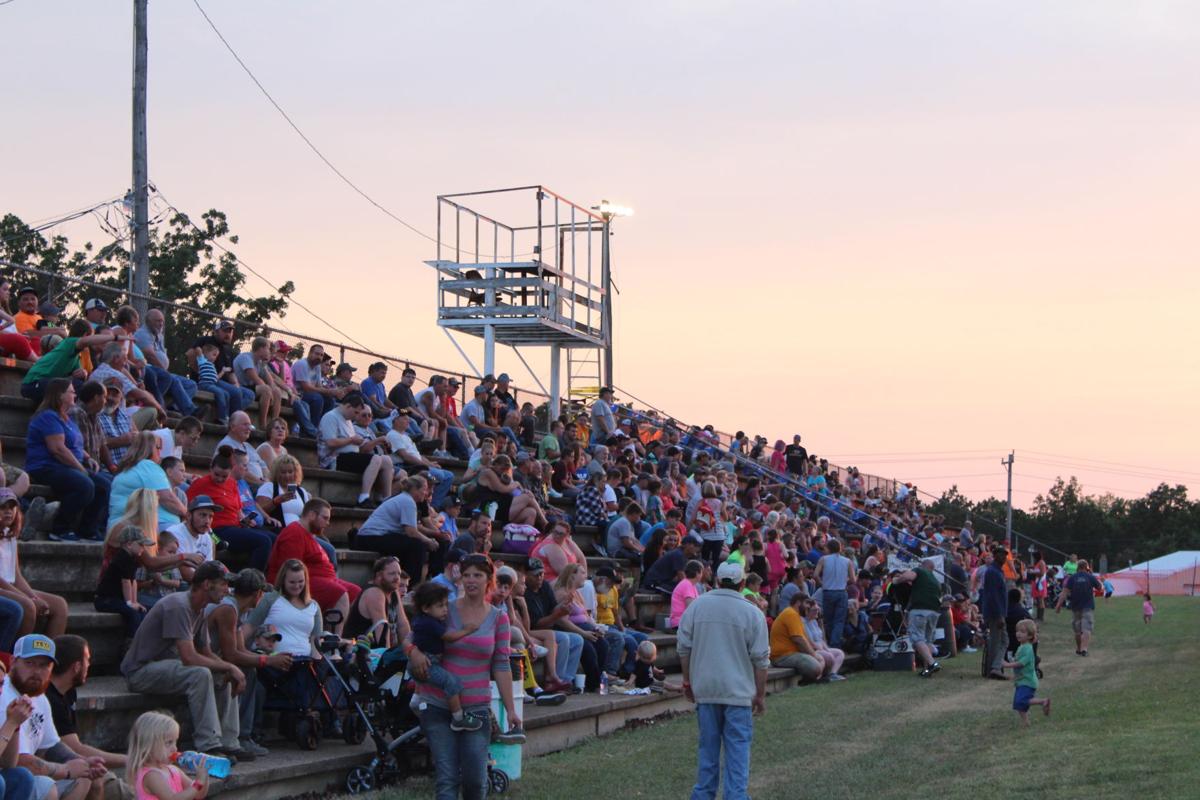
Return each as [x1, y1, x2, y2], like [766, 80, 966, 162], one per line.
[676, 588, 770, 706]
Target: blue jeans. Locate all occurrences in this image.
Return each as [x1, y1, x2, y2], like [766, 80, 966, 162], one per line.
[0, 766, 36, 800]
[419, 702, 491, 800]
[95, 595, 145, 637]
[27, 464, 111, 540]
[619, 629, 649, 675]
[146, 364, 198, 415]
[425, 659, 462, 698]
[692, 703, 753, 800]
[302, 391, 333, 429]
[553, 630, 583, 684]
[0, 595, 24, 652]
[290, 396, 318, 438]
[314, 535, 338, 567]
[446, 427, 471, 460]
[424, 467, 454, 509]
[474, 424, 521, 448]
[199, 380, 239, 421]
[821, 589, 848, 649]
[213, 525, 275, 570]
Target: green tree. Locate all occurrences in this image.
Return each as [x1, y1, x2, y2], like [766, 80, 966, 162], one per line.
[1, 209, 293, 371]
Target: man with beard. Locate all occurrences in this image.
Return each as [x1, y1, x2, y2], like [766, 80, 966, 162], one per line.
[46, 635, 131, 800]
[0, 634, 101, 800]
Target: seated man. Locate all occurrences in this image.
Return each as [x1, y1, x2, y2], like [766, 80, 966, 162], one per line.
[384, 412, 454, 508]
[265, 498, 359, 634]
[121, 561, 248, 760]
[462, 385, 520, 447]
[13, 287, 67, 355]
[606, 502, 646, 562]
[217, 411, 270, 484]
[769, 590, 825, 682]
[358, 361, 399, 431]
[232, 337, 283, 432]
[47, 635, 130, 799]
[355, 475, 447, 582]
[386, 366, 430, 440]
[91, 342, 166, 423]
[289, 344, 344, 438]
[317, 392, 392, 507]
[641, 533, 703, 595]
[133, 307, 200, 418]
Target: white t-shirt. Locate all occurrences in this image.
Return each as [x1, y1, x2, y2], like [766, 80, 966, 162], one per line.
[165, 522, 214, 562]
[0, 677, 58, 754]
[153, 428, 182, 460]
[384, 430, 420, 465]
[255, 482, 306, 525]
[264, 598, 320, 657]
[317, 409, 356, 469]
[602, 485, 618, 506]
[0, 536, 16, 583]
[414, 387, 440, 415]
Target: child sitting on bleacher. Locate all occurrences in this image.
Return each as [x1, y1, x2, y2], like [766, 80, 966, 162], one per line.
[741, 573, 770, 616]
[94, 526, 154, 639]
[492, 567, 567, 704]
[136, 530, 182, 607]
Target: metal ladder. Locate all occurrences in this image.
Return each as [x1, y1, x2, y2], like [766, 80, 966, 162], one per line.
[566, 347, 603, 410]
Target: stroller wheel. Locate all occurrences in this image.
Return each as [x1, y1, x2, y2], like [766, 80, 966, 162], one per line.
[343, 713, 367, 745]
[345, 766, 376, 794]
[295, 715, 320, 750]
[488, 767, 509, 794]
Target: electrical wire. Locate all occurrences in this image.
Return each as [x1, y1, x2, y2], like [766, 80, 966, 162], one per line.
[1021, 449, 1200, 478]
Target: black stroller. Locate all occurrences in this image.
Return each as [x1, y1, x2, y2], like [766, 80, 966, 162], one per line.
[340, 644, 510, 795]
[260, 633, 368, 750]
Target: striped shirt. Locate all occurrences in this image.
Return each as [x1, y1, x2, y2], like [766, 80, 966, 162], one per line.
[416, 602, 510, 709]
[196, 354, 218, 386]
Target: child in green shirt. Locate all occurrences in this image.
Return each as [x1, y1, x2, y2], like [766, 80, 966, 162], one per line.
[1003, 619, 1051, 726]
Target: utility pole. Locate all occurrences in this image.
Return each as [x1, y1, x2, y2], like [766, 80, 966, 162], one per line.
[131, 0, 150, 315]
[1002, 451, 1015, 550]
[600, 215, 613, 390]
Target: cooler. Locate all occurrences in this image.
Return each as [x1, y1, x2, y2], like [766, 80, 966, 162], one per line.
[487, 655, 525, 780]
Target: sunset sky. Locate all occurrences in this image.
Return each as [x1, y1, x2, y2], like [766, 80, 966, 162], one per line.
[4, 1, 1198, 507]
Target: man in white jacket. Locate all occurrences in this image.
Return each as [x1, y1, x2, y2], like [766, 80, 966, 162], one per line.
[677, 561, 770, 800]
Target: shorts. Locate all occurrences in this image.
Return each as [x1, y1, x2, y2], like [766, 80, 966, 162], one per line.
[1012, 684, 1036, 712]
[32, 776, 79, 800]
[336, 452, 377, 474]
[1071, 608, 1094, 634]
[2, 463, 24, 488]
[906, 609, 939, 645]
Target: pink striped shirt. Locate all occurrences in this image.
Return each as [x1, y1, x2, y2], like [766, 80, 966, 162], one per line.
[416, 603, 511, 709]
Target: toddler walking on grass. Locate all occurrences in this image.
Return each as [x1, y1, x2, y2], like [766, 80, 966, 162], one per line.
[1143, 593, 1155, 624]
[1002, 619, 1050, 727]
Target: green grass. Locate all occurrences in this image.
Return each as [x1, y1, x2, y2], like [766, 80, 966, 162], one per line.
[368, 597, 1200, 800]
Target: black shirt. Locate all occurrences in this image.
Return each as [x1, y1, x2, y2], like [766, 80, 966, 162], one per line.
[388, 382, 417, 410]
[633, 660, 655, 689]
[45, 682, 77, 737]
[96, 548, 137, 601]
[524, 580, 557, 629]
[784, 444, 808, 474]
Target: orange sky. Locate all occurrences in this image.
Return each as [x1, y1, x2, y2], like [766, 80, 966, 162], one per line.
[4, 1, 1198, 506]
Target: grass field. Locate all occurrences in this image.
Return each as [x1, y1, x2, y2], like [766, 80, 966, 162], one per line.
[370, 596, 1199, 800]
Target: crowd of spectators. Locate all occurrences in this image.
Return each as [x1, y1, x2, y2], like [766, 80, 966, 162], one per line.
[0, 286, 1086, 797]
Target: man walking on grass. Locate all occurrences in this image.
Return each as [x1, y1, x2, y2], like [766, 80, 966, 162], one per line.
[677, 561, 770, 800]
[1056, 558, 1102, 656]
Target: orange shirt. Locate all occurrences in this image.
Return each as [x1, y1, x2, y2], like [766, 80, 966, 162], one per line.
[769, 606, 809, 661]
[13, 311, 41, 335]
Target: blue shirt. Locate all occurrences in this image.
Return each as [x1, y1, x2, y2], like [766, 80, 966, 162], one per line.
[360, 377, 387, 409]
[238, 480, 265, 526]
[980, 564, 1008, 620]
[430, 573, 459, 603]
[412, 613, 447, 656]
[1065, 571, 1101, 611]
[110, 460, 178, 527]
[26, 410, 84, 472]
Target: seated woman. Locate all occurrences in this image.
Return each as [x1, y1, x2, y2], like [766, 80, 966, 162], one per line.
[528, 519, 585, 584]
[255, 455, 335, 566]
[25, 377, 113, 541]
[474, 454, 546, 529]
[109, 431, 188, 532]
[553, 563, 621, 684]
[802, 598, 847, 681]
[0, 489, 68, 637]
[256, 417, 290, 472]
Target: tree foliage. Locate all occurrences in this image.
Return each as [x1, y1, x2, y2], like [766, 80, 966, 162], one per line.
[0, 209, 293, 372]
[930, 477, 1200, 567]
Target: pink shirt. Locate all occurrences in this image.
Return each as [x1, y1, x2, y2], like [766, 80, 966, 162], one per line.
[670, 579, 700, 628]
[136, 766, 185, 800]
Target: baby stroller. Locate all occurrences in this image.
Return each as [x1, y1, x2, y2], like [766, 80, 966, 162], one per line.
[260, 633, 366, 750]
[341, 644, 509, 795]
[865, 600, 915, 671]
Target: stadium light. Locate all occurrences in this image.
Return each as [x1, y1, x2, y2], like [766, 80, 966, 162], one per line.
[594, 200, 634, 219]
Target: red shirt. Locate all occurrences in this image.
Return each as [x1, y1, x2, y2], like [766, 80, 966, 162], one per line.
[267, 522, 338, 585]
[187, 475, 243, 529]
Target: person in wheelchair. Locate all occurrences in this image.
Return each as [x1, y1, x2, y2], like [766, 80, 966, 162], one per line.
[246, 558, 348, 744]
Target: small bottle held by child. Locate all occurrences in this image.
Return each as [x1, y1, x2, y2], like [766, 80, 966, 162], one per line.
[173, 750, 231, 780]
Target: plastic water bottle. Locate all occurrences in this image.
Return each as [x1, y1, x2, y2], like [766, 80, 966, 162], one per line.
[599, 672, 608, 695]
[172, 751, 231, 780]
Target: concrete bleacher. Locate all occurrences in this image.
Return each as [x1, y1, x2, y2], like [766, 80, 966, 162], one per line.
[0, 356, 861, 797]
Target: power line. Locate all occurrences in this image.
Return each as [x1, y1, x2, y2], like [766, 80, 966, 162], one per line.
[1022, 449, 1200, 479]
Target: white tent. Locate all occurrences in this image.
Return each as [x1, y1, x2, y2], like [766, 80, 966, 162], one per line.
[1107, 551, 1200, 596]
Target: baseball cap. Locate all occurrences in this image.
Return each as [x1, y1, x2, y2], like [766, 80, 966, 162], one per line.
[473, 384, 488, 396]
[514, 451, 531, 464]
[336, 362, 357, 373]
[16, 287, 37, 298]
[497, 373, 510, 382]
[188, 495, 223, 513]
[38, 301, 61, 316]
[192, 561, 232, 584]
[12, 634, 56, 662]
[445, 549, 466, 564]
[84, 298, 108, 312]
[254, 624, 282, 641]
[594, 566, 617, 581]
[525, 556, 545, 574]
[798, 560, 815, 569]
[682, 533, 703, 546]
[448, 377, 461, 386]
[117, 526, 155, 546]
[213, 319, 234, 331]
[274, 340, 290, 351]
[716, 561, 745, 584]
[0, 488, 18, 507]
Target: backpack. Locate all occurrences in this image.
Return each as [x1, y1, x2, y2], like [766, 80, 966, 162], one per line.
[694, 500, 718, 532]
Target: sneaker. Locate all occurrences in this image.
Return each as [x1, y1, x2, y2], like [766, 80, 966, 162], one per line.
[962, 646, 978, 653]
[532, 644, 549, 658]
[532, 690, 566, 706]
[987, 671, 1008, 681]
[497, 725, 526, 744]
[928, 661, 942, 674]
[1079, 650, 1088, 657]
[450, 713, 485, 732]
[433, 449, 452, 459]
[239, 738, 269, 757]
[211, 747, 243, 764]
[547, 488, 564, 500]
[47, 531, 79, 543]
[828, 673, 848, 681]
